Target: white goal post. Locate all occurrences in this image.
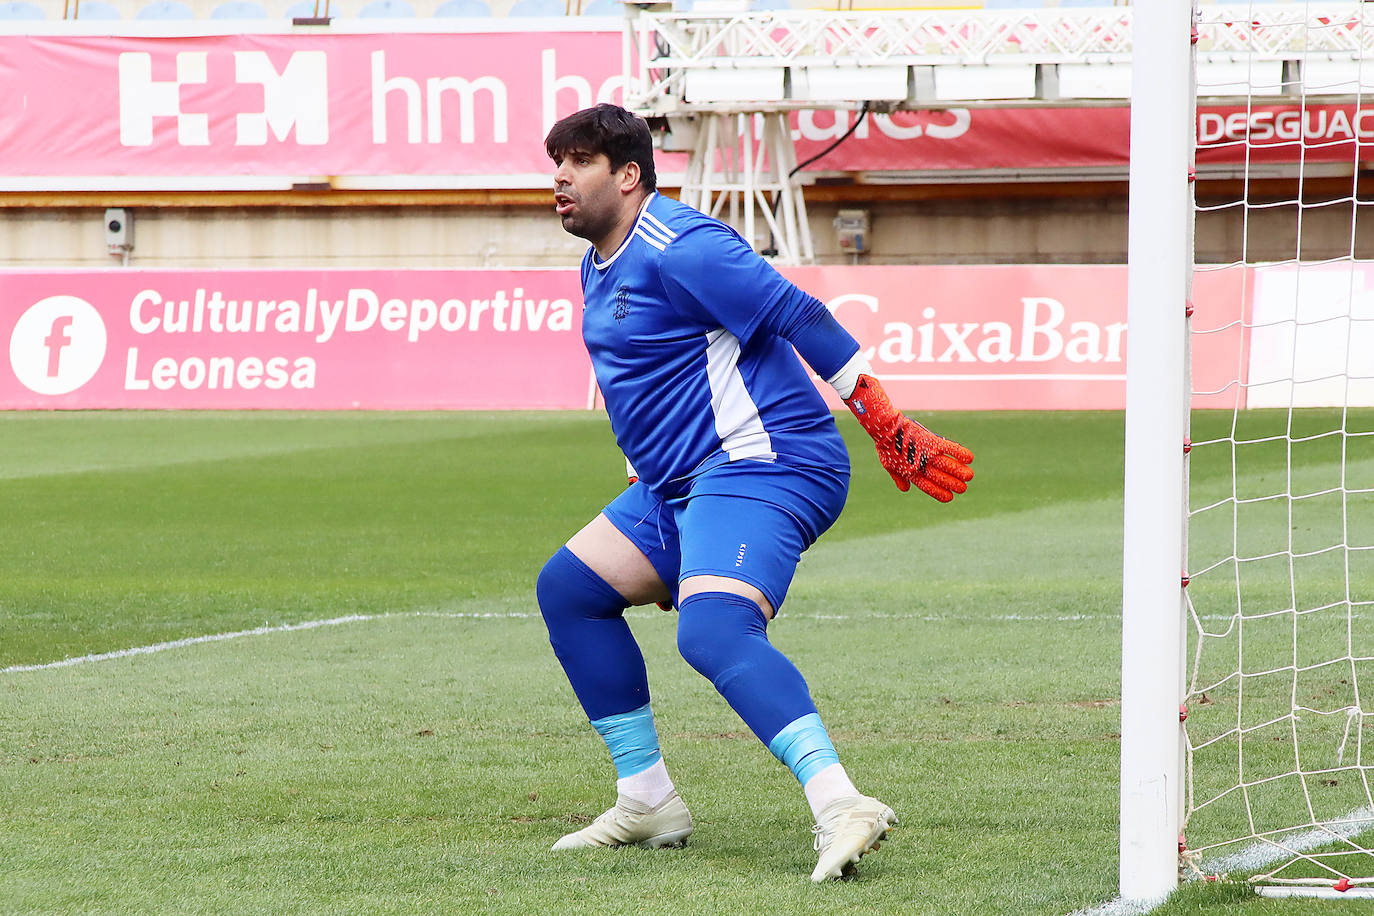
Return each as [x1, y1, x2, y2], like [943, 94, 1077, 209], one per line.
[1121, 0, 1193, 904]
[1125, 1, 1374, 905]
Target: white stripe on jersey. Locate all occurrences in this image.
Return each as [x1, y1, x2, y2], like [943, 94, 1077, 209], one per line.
[635, 227, 668, 251]
[704, 328, 776, 462]
[640, 212, 678, 243]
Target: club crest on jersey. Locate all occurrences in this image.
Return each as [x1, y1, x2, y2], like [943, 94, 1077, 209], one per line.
[613, 287, 631, 324]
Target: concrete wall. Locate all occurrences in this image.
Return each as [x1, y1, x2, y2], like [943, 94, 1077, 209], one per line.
[3, 186, 1370, 269]
[0, 205, 588, 269]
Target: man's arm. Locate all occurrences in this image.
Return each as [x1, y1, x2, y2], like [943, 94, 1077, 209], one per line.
[767, 291, 975, 502]
[657, 224, 973, 499]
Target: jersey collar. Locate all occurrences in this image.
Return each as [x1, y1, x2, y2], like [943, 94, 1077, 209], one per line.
[592, 192, 658, 271]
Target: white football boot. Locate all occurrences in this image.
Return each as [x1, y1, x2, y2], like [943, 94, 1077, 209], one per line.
[809, 795, 897, 881]
[551, 791, 693, 850]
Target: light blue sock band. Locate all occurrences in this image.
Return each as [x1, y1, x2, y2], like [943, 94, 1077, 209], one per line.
[766, 712, 840, 786]
[590, 702, 662, 779]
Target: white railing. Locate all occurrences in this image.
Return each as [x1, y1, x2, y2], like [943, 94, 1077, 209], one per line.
[629, 5, 1132, 67]
[1198, 3, 1374, 56]
[625, 3, 1374, 112]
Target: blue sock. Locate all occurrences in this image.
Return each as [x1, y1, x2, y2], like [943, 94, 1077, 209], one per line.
[590, 703, 662, 778]
[676, 591, 828, 773]
[767, 713, 840, 785]
[537, 546, 650, 723]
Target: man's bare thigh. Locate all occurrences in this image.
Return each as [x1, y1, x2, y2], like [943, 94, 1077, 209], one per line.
[566, 514, 773, 617]
[565, 513, 671, 607]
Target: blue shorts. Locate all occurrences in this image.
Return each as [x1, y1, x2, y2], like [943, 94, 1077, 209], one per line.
[601, 459, 849, 613]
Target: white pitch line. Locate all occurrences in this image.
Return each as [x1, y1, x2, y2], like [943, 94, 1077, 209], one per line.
[0, 611, 533, 674]
[0, 614, 381, 673]
[2, 610, 1117, 675]
[1065, 898, 1160, 916]
[1066, 807, 1374, 916]
[6, 607, 1358, 676]
[1199, 807, 1374, 876]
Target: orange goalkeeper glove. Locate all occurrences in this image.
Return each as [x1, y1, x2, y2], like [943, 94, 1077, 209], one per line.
[844, 373, 974, 502]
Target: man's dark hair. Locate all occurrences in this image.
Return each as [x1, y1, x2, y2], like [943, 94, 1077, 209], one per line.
[545, 104, 657, 193]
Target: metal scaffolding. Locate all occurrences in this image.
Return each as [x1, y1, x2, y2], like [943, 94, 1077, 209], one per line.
[621, 2, 1374, 263]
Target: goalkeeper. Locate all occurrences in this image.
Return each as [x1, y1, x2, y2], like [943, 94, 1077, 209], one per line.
[537, 104, 974, 882]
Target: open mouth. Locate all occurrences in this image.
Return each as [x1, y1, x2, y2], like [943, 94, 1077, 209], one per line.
[554, 192, 575, 216]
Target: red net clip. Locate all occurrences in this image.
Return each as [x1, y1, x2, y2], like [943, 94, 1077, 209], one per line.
[1183, 437, 1193, 455]
[1185, 299, 1195, 318]
[1182, 573, 1191, 588]
[1190, 23, 1199, 45]
[1180, 704, 1189, 722]
[1187, 166, 1197, 183]
[1178, 833, 1187, 853]
[1335, 878, 1352, 892]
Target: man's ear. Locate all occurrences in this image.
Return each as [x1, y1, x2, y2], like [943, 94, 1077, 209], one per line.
[618, 160, 642, 196]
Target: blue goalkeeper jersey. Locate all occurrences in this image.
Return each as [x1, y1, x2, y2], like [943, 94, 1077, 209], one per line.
[580, 193, 853, 497]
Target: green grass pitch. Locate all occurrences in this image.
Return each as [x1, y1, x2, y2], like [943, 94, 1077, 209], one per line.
[2, 409, 1371, 915]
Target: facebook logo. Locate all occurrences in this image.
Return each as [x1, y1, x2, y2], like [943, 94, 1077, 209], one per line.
[45, 316, 74, 378]
[8, 296, 107, 396]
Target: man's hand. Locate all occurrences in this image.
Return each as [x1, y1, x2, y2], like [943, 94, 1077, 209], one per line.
[844, 374, 974, 502]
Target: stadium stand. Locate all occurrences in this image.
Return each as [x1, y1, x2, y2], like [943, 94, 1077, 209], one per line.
[136, 0, 195, 17]
[434, 0, 492, 15]
[12, 1, 1327, 20]
[210, 0, 268, 16]
[507, 0, 564, 16]
[285, 1, 325, 16]
[358, 0, 416, 15]
[0, 1, 43, 18]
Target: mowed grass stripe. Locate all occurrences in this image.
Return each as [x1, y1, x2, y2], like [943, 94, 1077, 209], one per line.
[0, 410, 1126, 668]
[3, 409, 1372, 916]
[2, 607, 1121, 916]
[0, 411, 596, 482]
[0, 413, 621, 666]
[2, 480, 1130, 672]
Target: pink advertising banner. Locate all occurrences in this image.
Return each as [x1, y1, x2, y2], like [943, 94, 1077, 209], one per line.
[0, 269, 590, 409]
[1, 265, 1248, 411]
[0, 32, 622, 182]
[0, 31, 1364, 188]
[782, 264, 1248, 412]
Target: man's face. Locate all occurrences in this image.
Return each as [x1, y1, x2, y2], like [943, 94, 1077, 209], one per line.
[552, 149, 627, 245]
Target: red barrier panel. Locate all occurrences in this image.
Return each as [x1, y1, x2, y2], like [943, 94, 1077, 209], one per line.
[1, 265, 1248, 411]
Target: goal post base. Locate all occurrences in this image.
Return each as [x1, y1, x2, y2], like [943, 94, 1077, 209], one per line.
[1256, 886, 1374, 900]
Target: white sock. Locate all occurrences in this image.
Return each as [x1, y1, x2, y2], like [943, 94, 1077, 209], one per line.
[803, 762, 860, 819]
[617, 757, 676, 807]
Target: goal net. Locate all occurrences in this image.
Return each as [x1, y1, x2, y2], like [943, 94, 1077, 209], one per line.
[1181, 0, 1374, 897]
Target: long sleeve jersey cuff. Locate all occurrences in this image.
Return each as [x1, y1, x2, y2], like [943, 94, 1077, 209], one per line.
[825, 351, 871, 400]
